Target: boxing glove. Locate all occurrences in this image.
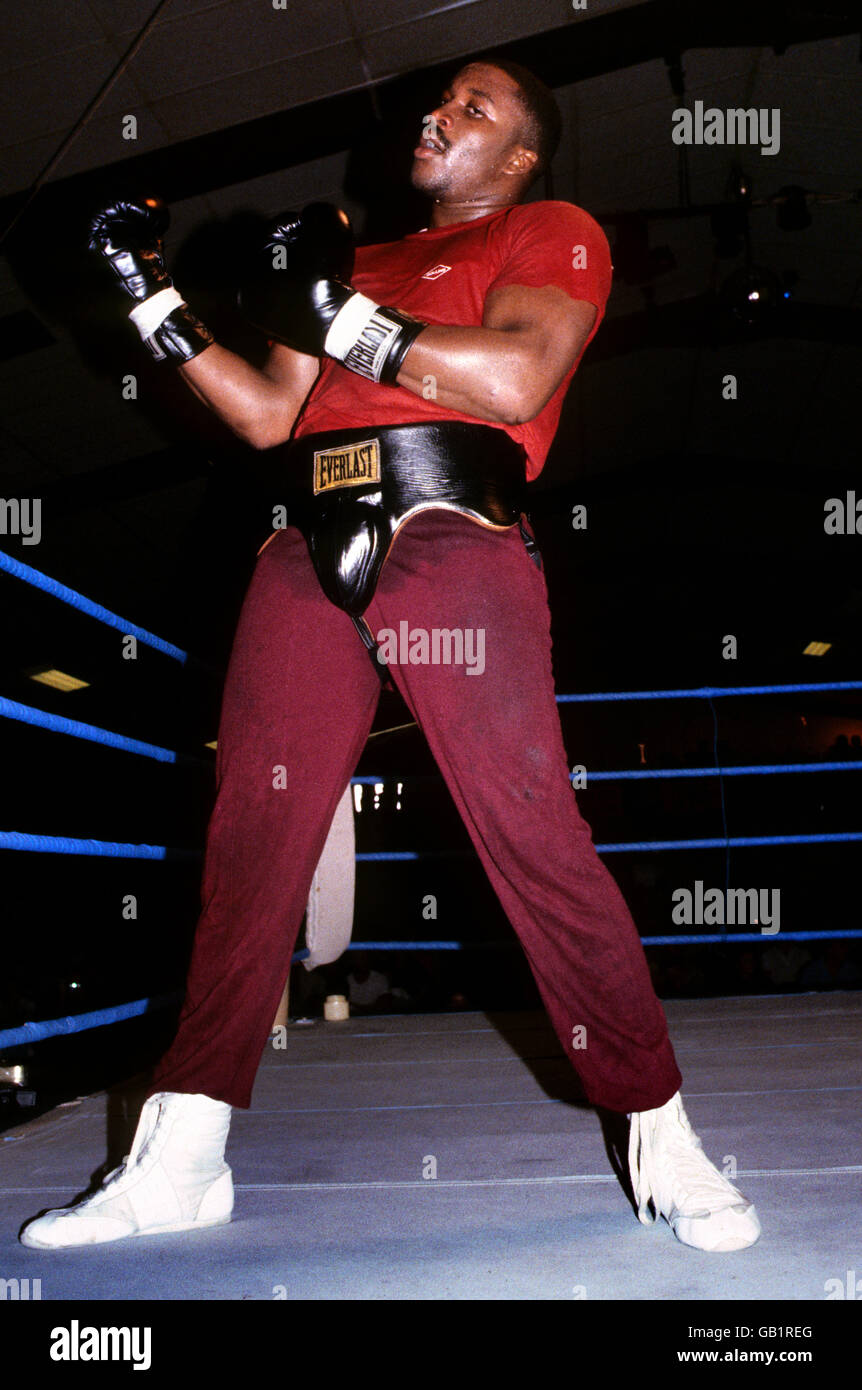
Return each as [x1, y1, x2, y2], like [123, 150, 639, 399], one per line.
[88, 197, 213, 364]
[238, 203, 426, 385]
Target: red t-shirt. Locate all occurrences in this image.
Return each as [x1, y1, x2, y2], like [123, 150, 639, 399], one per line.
[292, 200, 613, 482]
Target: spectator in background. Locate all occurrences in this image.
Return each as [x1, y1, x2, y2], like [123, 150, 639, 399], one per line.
[799, 941, 862, 990]
[761, 942, 811, 991]
[827, 734, 851, 761]
[347, 951, 394, 1013]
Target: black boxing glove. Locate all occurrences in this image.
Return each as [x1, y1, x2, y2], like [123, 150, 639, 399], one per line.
[238, 202, 426, 385]
[88, 197, 213, 364]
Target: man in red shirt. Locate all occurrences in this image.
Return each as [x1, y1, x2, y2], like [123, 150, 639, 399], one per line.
[21, 58, 760, 1256]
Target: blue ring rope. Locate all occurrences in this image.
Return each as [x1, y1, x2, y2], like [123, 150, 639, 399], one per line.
[578, 761, 861, 781]
[594, 831, 862, 852]
[353, 761, 861, 786]
[0, 832, 199, 858]
[0, 550, 188, 664]
[638, 931, 862, 945]
[0, 993, 181, 1051]
[1, 829, 858, 858]
[557, 680, 862, 702]
[355, 832, 862, 859]
[292, 929, 862, 957]
[0, 696, 212, 766]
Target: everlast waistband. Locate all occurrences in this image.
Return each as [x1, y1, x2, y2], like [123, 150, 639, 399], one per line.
[275, 421, 528, 616]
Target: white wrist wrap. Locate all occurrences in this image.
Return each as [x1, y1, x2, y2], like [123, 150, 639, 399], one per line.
[324, 292, 379, 360]
[324, 292, 408, 382]
[128, 287, 185, 339]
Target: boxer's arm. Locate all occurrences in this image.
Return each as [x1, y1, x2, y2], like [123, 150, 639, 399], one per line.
[393, 283, 597, 425]
[87, 198, 320, 448]
[178, 340, 321, 448]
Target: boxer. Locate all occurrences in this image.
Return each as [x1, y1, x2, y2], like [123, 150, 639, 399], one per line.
[21, 58, 759, 1256]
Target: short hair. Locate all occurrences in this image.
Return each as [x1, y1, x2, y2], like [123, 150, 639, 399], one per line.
[472, 55, 562, 185]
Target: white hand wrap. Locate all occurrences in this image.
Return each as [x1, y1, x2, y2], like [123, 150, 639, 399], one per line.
[128, 286, 185, 340]
[323, 292, 379, 361]
[324, 292, 412, 382]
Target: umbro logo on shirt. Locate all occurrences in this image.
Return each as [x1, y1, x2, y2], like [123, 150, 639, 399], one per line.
[422, 264, 452, 279]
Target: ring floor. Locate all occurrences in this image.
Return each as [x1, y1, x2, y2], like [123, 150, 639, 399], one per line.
[1, 991, 860, 1300]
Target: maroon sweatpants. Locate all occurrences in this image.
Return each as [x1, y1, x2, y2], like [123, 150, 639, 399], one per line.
[149, 511, 682, 1113]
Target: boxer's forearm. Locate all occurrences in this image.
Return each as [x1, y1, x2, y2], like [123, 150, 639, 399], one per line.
[178, 342, 319, 449]
[393, 325, 541, 425]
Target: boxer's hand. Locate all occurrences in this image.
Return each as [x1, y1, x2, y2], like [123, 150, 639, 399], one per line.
[88, 197, 172, 302]
[238, 203, 355, 353]
[87, 195, 213, 364]
[238, 202, 426, 385]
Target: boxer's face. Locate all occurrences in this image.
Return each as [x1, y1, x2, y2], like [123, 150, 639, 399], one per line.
[410, 62, 537, 205]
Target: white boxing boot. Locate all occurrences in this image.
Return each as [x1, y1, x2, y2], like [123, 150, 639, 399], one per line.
[628, 1091, 761, 1252]
[20, 1091, 233, 1249]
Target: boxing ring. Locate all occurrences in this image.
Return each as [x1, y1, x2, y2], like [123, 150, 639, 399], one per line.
[0, 547, 861, 1300]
